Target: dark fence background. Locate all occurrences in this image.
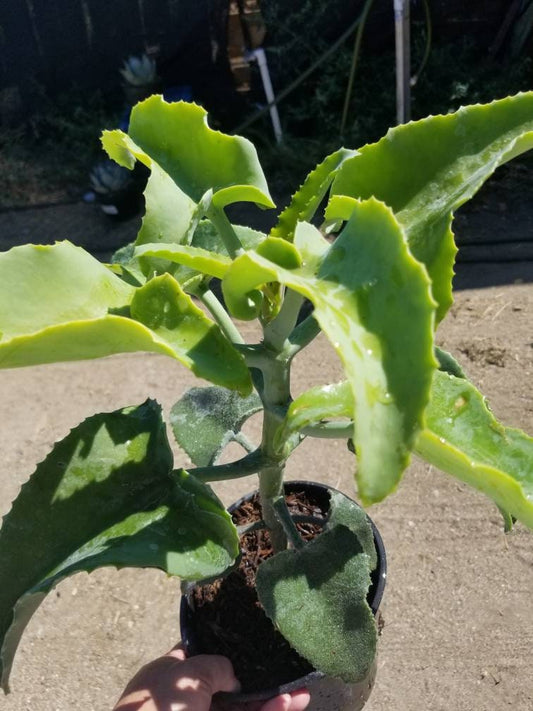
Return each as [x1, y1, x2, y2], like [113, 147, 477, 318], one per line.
[0, 0, 212, 123]
[0, 0, 520, 125]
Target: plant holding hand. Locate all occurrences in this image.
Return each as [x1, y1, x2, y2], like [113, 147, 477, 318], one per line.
[113, 645, 310, 711]
[0, 93, 533, 702]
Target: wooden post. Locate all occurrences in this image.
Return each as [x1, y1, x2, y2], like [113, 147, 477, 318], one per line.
[394, 0, 411, 124]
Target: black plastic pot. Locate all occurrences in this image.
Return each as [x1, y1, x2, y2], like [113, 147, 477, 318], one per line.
[180, 480, 387, 711]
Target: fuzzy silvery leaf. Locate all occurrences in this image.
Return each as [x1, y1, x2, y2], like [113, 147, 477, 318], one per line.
[171, 386, 262, 466]
[256, 525, 376, 682]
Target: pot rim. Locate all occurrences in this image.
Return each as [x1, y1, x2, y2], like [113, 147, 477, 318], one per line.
[180, 479, 387, 703]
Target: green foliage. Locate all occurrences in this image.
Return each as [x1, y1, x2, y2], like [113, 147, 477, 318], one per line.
[222, 207, 435, 504]
[256, 520, 377, 682]
[0, 401, 239, 691]
[270, 148, 356, 242]
[330, 93, 533, 321]
[1, 93, 533, 691]
[171, 387, 262, 466]
[0, 241, 251, 393]
[416, 371, 533, 528]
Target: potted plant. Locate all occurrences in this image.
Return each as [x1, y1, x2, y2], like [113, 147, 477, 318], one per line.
[0, 94, 532, 707]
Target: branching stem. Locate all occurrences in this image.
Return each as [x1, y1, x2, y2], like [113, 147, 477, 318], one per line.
[273, 496, 305, 549]
[200, 289, 245, 345]
[191, 449, 265, 482]
[206, 204, 244, 258]
[285, 314, 321, 359]
[264, 288, 304, 352]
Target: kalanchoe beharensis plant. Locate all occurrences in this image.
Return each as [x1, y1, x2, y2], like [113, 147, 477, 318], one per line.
[1, 94, 533, 694]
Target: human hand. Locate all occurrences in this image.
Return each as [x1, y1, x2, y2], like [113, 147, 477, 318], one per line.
[112, 645, 311, 711]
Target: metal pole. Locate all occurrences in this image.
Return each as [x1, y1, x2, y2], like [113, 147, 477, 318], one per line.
[246, 48, 283, 144]
[394, 0, 411, 124]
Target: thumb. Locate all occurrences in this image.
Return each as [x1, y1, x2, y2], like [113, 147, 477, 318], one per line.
[173, 654, 241, 698]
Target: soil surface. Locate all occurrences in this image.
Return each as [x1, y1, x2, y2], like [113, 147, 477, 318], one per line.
[0, 176, 532, 709]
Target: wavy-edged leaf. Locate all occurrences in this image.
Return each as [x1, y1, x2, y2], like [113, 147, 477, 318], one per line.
[0, 242, 136, 368]
[331, 93, 533, 320]
[274, 381, 352, 457]
[326, 490, 377, 570]
[130, 275, 252, 394]
[224, 204, 436, 503]
[415, 370, 533, 529]
[171, 386, 262, 466]
[256, 525, 376, 682]
[0, 243, 251, 393]
[0, 241, 134, 337]
[271, 148, 356, 242]
[102, 128, 197, 244]
[129, 221, 265, 288]
[281, 371, 533, 529]
[104, 96, 274, 209]
[0, 403, 239, 692]
[135, 243, 232, 280]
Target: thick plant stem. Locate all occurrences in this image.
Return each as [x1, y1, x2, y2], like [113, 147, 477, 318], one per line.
[192, 449, 265, 482]
[258, 356, 292, 553]
[259, 461, 287, 553]
[263, 288, 304, 352]
[273, 496, 304, 549]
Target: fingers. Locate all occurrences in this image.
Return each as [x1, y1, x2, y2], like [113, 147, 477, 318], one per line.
[113, 652, 240, 711]
[167, 643, 187, 661]
[286, 689, 311, 711]
[174, 654, 241, 696]
[260, 689, 311, 711]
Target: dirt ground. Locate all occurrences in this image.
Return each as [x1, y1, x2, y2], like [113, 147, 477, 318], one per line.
[0, 187, 532, 710]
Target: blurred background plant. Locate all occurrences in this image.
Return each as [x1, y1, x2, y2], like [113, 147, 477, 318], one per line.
[2, 0, 533, 210]
[0, 87, 121, 209]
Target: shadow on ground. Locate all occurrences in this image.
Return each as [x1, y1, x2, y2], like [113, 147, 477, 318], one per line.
[1, 169, 532, 291]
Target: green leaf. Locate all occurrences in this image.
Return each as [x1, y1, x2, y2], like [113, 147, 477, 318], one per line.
[0, 403, 239, 692]
[104, 96, 274, 208]
[0, 242, 138, 368]
[136, 164, 197, 246]
[0, 243, 251, 393]
[271, 148, 356, 242]
[274, 381, 352, 457]
[415, 370, 533, 529]
[170, 386, 262, 466]
[435, 346, 466, 379]
[133, 221, 265, 288]
[135, 243, 232, 280]
[0, 241, 134, 338]
[256, 525, 376, 682]
[130, 275, 252, 394]
[331, 93, 533, 320]
[224, 203, 436, 503]
[326, 490, 377, 570]
[102, 128, 197, 247]
[293, 220, 330, 270]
